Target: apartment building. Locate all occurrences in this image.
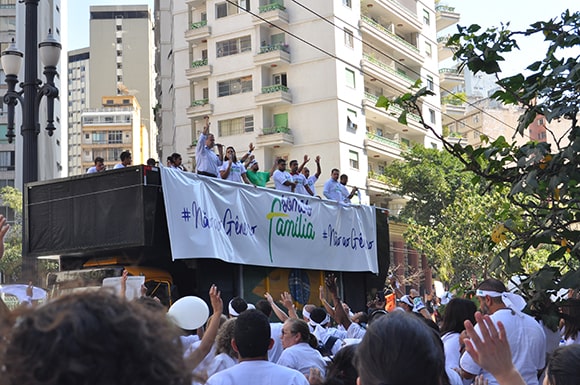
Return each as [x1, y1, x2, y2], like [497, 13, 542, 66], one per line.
[67, 48, 90, 176]
[156, 0, 444, 208]
[80, 95, 147, 172]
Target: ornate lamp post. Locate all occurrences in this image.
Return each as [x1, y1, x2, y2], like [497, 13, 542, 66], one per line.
[1, 0, 61, 283]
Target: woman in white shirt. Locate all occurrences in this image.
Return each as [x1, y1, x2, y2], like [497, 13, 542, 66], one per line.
[277, 318, 327, 377]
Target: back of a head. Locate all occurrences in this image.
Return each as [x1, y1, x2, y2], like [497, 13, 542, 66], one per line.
[229, 296, 248, 317]
[478, 278, 507, 293]
[216, 318, 238, 358]
[1, 290, 190, 385]
[120, 151, 131, 161]
[255, 299, 273, 318]
[310, 307, 328, 325]
[324, 344, 358, 385]
[547, 344, 580, 385]
[356, 311, 447, 385]
[234, 309, 271, 359]
[440, 298, 477, 335]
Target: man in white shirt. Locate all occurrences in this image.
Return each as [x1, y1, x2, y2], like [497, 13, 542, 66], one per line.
[87, 157, 105, 173]
[290, 156, 313, 196]
[113, 151, 132, 169]
[206, 309, 308, 385]
[459, 279, 546, 385]
[323, 169, 342, 201]
[301, 156, 321, 196]
[196, 115, 224, 177]
[273, 159, 297, 192]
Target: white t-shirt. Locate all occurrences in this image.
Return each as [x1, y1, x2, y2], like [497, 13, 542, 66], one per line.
[273, 170, 294, 192]
[206, 360, 309, 385]
[323, 179, 342, 201]
[293, 173, 309, 195]
[205, 353, 238, 379]
[442, 332, 461, 370]
[460, 309, 546, 385]
[306, 175, 318, 196]
[220, 161, 247, 183]
[113, 163, 125, 169]
[277, 342, 327, 377]
[268, 322, 284, 363]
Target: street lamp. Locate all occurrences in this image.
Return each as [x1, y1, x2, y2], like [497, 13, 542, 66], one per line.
[1, 30, 61, 184]
[1, 0, 62, 284]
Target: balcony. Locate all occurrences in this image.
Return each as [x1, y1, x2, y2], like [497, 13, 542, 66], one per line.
[255, 85, 292, 106]
[439, 67, 463, 89]
[363, 92, 424, 133]
[360, 15, 423, 64]
[364, 131, 404, 160]
[255, 126, 294, 147]
[186, 140, 198, 156]
[437, 35, 455, 61]
[253, 2, 289, 26]
[365, 0, 422, 32]
[254, 44, 291, 66]
[361, 53, 415, 91]
[435, 4, 460, 32]
[184, 21, 211, 44]
[186, 99, 213, 118]
[185, 0, 205, 7]
[185, 59, 212, 81]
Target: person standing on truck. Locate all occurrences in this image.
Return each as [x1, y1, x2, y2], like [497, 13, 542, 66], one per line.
[339, 174, 358, 204]
[87, 157, 105, 173]
[220, 147, 251, 184]
[113, 151, 132, 169]
[323, 169, 342, 202]
[245, 158, 277, 187]
[273, 159, 297, 192]
[301, 156, 321, 197]
[291, 156, 313, 196]
[196, 115, 223, 177]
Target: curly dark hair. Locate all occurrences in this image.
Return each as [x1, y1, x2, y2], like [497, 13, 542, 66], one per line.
[0, 290, 191, 385]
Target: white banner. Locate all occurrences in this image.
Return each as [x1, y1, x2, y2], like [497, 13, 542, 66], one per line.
[161, 167, 378, 273]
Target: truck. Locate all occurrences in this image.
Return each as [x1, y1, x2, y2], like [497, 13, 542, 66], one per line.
[26, 165, 390, 312]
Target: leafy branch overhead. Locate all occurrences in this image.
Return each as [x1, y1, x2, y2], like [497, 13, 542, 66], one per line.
[376, 10, 580, 326]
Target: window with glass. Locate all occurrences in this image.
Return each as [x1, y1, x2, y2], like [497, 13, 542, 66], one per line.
[0, 151, 14, 171]
[349, 150, 359, 170]
[216, 2, 239, 18]
[343, 0, 351, 8]
[429, 109, 436, 124]
[92, 132, 107, 144]
[345, 68, 355, 88]
[423, 9, 430, 25]
[108, 130, 123, 144]
[425, 42, 432, 57]
[218, 116, 254, 136]
[216, 36, 251, 57]
[218, 76, 253, 97]
[426, 75, 434, 91]
[344, 28, 354, 48]
[0, 125, 8, 144]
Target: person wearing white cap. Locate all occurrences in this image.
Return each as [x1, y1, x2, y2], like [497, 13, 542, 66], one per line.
[228, 297, 255, 318]
[459, 278, 546, 385]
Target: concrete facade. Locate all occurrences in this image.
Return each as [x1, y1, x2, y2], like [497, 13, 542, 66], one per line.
[156, 0, 443, 209]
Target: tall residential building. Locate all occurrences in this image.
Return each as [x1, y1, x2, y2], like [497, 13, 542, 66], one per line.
[0, 0, 16, 222]
[81, 95, 145, 171]
[88, 5, 156, 164]
[13, 0, 65, 188]
[67, 47, 89, 175]
[156, 0, 442, 209]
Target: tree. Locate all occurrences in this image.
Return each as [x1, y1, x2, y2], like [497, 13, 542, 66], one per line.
[379, 10, 580, 328]
[0, 186, 57, 284]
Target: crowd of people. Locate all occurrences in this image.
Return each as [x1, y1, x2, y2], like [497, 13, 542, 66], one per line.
[1, 270, 580, 385]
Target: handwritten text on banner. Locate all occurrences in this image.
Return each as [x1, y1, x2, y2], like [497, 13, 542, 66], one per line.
[161, 168, 378, 273]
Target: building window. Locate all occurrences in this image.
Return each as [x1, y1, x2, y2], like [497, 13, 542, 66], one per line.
[216, 2, 238, 18]
[92, 132, 107, 144]
[429, 109, 436, 124]
[347, 109, 357, 130]
[426, 75, 434, 91]
[345, 68, 355, 88]
[218, 76, 253, 97]
[425, 42, 432, 57]
[0, 151, 15, 171]
[349, 150, 359, 170]
[108, 130, 123, 144]
[273, 73, 287, 86]
[473, 114, 480, 123]
[423, 9, 430, 25]
[342, 0, 351, 8]
[218, 116, 254, 136]
[537, 118, 544, 126]
[344, 28, 354, 48]
[116, 25, 122, 31]
[216, 36, 251, 58]
[0, 125, 8, 144]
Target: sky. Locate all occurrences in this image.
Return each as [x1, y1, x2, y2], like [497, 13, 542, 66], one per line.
[66, 0, 578, 72]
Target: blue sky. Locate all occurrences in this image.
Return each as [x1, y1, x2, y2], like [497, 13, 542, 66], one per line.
[67, 0, 576, 74]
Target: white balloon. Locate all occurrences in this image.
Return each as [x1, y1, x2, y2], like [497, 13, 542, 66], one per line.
[167, 296, 209, 330]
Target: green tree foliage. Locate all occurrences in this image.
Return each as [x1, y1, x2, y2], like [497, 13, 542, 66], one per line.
[0, 187, 57, 284]
[380, 10, 580, 328]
